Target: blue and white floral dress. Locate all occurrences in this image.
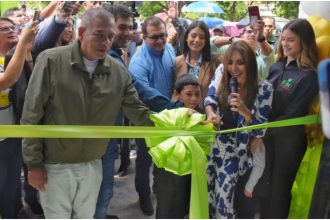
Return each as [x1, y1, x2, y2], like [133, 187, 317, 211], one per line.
[204, 68, 273, 218]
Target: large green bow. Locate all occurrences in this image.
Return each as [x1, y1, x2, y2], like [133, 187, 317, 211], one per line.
[145, 108, 215, 219]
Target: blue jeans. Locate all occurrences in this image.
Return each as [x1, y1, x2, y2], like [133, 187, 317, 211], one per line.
[0, 138, 22, 218]
[94, 113, 122, 218]
[94, 140, 118, 218]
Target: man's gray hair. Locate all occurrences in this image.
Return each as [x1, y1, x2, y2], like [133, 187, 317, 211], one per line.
[80, 8, 114, 29]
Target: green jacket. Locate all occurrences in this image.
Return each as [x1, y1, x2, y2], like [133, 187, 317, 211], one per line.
[21, 40, 152, 169]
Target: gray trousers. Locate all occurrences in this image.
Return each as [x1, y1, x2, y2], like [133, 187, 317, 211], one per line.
[40, 159, 102, 218]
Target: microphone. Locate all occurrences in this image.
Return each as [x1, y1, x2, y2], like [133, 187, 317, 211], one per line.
[229, 77, 238, 119]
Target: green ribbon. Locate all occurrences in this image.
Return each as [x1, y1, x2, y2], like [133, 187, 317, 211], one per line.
[218, 114, 320, 134]
[0, 112, 321, 219]
[145, 108, 214, 219]
[0, 114, 320, 138]
[289, 143, 323, 218]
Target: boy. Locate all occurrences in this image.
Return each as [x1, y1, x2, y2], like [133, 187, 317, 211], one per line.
[154, 74, 202, 218]
[173, 74, 202, 112]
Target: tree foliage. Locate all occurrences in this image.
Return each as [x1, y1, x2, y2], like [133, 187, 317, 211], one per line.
[137, 1, 250, 22]
[218, 1, 249, 22]
[137, 1, 167, 19]
[274, 1, 299, 20]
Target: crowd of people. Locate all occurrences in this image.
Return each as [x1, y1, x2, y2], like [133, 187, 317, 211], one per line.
[0, 1, 323, 219]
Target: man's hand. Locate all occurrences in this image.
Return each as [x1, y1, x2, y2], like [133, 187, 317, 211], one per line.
[166, 23, 177, 44]
[21, 21, 39, 46]
[28, 167, 48, 192]
[254, 19, 265, 40]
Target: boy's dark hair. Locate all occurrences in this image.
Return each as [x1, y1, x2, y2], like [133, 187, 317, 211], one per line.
[175, 74, 200, 93]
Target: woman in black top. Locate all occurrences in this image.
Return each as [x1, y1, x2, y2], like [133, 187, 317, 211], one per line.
[261, 19, 319, 218]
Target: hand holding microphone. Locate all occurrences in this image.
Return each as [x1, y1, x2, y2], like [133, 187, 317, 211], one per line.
[228, 77, 252, 123]
[229, 77, 238, 119]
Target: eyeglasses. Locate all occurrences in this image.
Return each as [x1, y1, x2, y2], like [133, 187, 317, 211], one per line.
[91, 32, 114, 42]
[147, 33, 167, 41]
[0, 25, 17, 33]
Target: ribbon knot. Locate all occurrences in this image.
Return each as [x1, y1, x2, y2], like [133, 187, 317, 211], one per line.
[145, 108, 215, 219]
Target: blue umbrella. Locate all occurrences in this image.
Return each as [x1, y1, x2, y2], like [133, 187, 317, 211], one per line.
[199, 17, 225, 28]
[182, 1, 224, 14]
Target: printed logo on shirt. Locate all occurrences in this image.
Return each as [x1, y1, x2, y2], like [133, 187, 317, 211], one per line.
[279, 78, 293, 91]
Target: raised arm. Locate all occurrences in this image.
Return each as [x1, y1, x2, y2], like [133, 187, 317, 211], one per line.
[0, 22, 38, 90]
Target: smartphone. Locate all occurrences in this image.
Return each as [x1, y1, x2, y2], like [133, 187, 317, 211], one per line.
[318, 59, 330, 138]
[32, 10, 41, 22]
[248, 6, 260, 25]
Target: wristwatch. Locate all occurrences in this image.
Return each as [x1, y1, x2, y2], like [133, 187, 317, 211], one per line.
[229, 36, 235, 44]
[257, 35, 266, 43]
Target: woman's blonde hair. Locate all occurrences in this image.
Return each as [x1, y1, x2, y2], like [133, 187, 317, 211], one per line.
[277, 19, 318, 71]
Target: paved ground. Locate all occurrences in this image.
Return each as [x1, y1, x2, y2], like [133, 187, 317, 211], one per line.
[108, 154, 156, 219]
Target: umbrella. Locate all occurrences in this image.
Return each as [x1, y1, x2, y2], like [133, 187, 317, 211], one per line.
[236, 17, 250, 29]
[182, 1, 224, 14]
[199, 17, 225, 28]
[223, 25, 244, 37]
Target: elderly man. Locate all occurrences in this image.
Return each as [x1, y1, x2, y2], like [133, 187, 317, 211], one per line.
[21, 8, 151, 219]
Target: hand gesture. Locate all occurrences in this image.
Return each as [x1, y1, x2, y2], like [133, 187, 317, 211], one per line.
[244, 189, 253, 198]
[28, 167, 48, 191]
[229, 93, 252, 123]
[21, 21, 39, 52]
[166, 23, 177, 44]
[254, 19, 265, 40]
[204, 106, 222, 130]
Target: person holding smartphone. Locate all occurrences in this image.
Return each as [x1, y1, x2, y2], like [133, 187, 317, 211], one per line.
[211, 7, 274, 81]
[0, 18, 38, 218]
